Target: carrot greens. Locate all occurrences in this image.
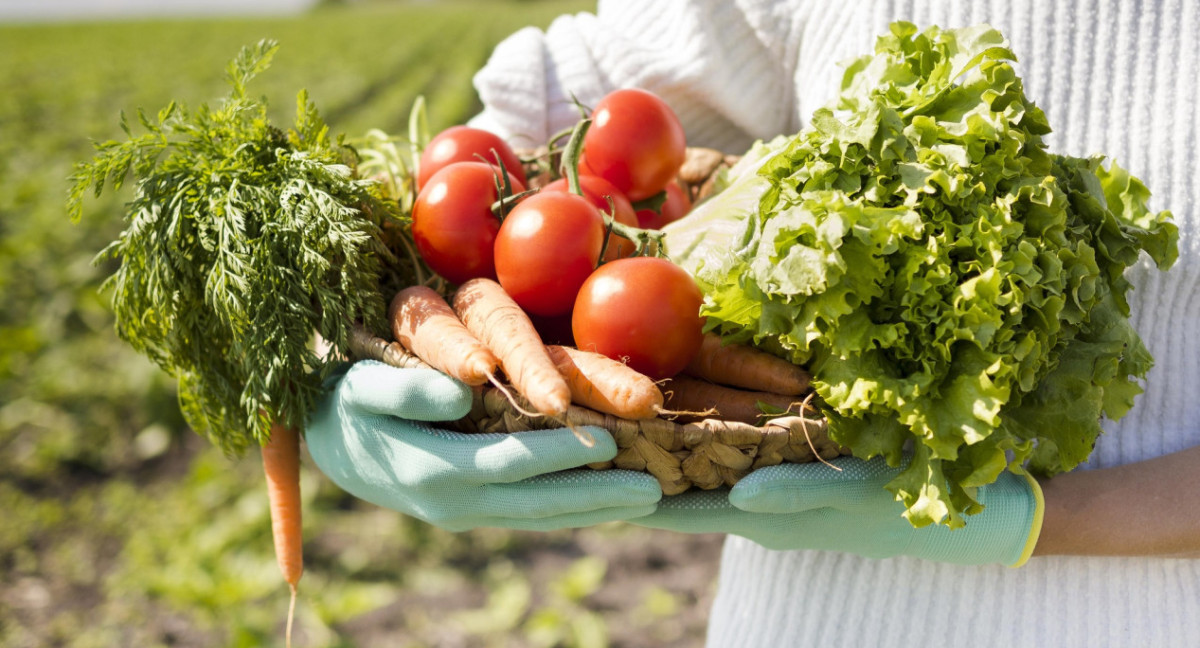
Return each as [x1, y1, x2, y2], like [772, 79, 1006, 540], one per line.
[68, 40, 417, 455]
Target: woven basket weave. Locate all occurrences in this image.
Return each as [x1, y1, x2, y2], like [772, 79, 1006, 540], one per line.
[350, 147, 849, 495]
[349, 327, 848, 495]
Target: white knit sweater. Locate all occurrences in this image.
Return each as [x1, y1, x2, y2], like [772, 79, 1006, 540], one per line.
[471, 1, 1200, 645]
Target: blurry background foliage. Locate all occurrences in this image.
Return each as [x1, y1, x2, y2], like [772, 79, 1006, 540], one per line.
[0, 2, 720, 646]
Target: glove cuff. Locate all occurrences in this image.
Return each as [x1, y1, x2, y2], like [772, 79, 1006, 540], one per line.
[907, 470, 1044, 566]
[1008, 472, 1045, 568]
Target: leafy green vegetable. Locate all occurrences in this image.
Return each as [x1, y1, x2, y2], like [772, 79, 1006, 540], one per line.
[664, 136, 789, 276]
[68, 40, 419, 456]
[668, 22, 1178, 527]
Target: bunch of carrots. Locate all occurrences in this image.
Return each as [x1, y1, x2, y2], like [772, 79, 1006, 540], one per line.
[391, 277, 814, 432]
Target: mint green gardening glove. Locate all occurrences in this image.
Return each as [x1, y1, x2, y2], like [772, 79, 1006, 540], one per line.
[306, 360, 662, 531]
[632, 456, 1044, 566]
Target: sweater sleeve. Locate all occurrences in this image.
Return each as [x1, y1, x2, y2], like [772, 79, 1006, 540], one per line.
[469, 0, 811, 153]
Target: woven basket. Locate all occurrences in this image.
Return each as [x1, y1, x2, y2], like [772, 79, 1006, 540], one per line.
[351, 147, 849, 495]
[349, 327, 847, 495]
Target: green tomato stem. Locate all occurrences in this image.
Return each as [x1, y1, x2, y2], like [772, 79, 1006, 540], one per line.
[560, 118, 591, 197]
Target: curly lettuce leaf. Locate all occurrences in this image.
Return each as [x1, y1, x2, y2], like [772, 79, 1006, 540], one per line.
[674, 22, 1177, 527]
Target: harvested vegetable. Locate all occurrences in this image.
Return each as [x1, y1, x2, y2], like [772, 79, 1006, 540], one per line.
[262, 423, 303, 645]
[572, 256, 705, 381]
[685, 332, 811, 396]
[663, 375, 804, 426]
[582, 87, 687, 201]
[411, 160, 525, 284]
[68, 39, 414, 452]
[636, 179, 692, 230]
[453, 278, 571, 417]
[68, 40, 421, 641]
[547, 344, 664, 420]
[390, 285, 499, 386]
[494, 190, 606, 317]
[666, 22, 1178, 527]
[416, 124, 527, 190]
[540, 174, 639, 261]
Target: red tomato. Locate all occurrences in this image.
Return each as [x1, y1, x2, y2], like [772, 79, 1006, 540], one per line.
[417, 125, 527, 191]
[572, 257, 705, 380]
[540, 175, 638, 261]
[411, 161, 525, 285]
[494, 191, 605, 317]
[636, 181, 692, 230]
[582, 88, 687, 202]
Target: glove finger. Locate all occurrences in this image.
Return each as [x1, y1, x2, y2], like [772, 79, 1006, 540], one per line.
[729, 456, 899, 513]
[459, 426, 621, 484]
[340, 360, 473, 422]
[310, 403, 616, 490]
[305, 407, 448, 510]
[480, 469, 661, 519]
[472, 504, 659, 531]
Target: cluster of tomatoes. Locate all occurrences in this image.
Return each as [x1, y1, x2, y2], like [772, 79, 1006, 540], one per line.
[410, 88, 704, 379]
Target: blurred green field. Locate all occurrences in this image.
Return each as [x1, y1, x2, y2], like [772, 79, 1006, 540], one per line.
[0, 3, 721, 646]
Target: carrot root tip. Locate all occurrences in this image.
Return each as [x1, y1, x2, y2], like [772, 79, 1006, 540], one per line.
[651, 403, 716, 420]
[286, 582, 298, 648]
[565, 420, 596, 448]
[488, 373, 544, 419]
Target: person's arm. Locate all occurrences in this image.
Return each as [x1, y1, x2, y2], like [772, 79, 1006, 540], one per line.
[1034, 444, 1200, 558]
[630, 442, 1200, 566]
[469, 1, 806, 153]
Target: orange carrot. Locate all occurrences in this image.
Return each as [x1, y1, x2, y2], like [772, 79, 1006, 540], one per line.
[452, 278, 570, 417]
[390, 285, 499, 386]
[685, 333, 811, 396]
[663, 375, 806, 425]
[548, 345, 664, 420]
[263, 422, 302, 648]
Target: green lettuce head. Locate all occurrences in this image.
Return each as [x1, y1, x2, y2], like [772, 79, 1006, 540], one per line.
[672, 22, 1178, 527]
